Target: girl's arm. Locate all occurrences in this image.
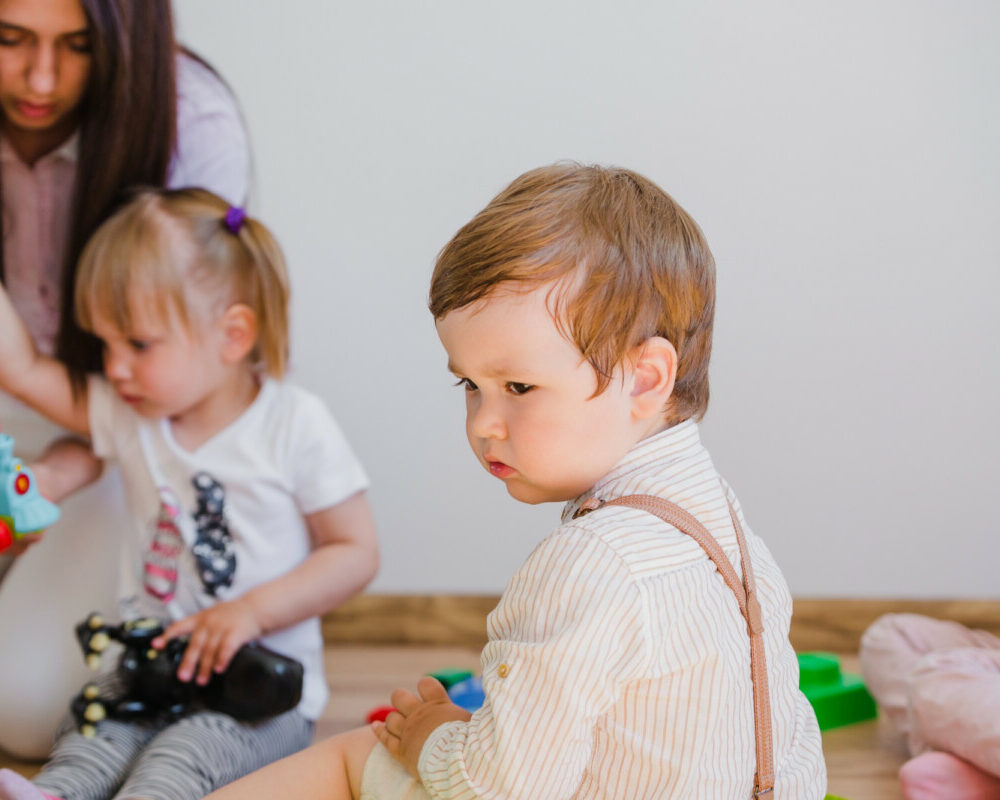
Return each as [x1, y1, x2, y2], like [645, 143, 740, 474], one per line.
[0, 284, 90, 434]
[155, 490, 379, 684]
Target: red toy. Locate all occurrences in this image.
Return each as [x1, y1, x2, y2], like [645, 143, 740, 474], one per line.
[366, 705, 396, 724]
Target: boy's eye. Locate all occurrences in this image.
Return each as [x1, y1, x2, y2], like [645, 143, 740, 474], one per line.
[128, 338, 151, 352]
[506, 382, 534, 396]
[453, 377, 478, 392]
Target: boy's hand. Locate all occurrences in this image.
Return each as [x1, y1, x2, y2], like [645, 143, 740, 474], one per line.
[373, 676, 472, 779]
[152, 598, 262, 685]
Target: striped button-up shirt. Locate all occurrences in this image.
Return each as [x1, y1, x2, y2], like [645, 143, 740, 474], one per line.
[419, 420, 826, 798]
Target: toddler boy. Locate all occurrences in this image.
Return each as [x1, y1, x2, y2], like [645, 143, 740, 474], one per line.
[207, 162, 826, 799]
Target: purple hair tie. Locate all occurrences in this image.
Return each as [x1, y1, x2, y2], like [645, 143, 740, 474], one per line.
[224, 206, 247, 234]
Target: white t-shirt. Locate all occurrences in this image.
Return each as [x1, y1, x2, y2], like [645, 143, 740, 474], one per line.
[88, 378, 369, 720]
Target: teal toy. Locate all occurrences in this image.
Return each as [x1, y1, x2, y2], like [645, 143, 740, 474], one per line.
[0, 431, 61, 553]
[798, 651, 877, 731]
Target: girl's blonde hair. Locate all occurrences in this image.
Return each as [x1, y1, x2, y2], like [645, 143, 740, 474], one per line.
[430, 162, 716, 424]
[74, 187, 290, 378]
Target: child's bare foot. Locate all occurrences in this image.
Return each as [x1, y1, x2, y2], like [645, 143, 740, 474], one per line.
[0, 769, 59, 800]
[900, 752, 1000, 800]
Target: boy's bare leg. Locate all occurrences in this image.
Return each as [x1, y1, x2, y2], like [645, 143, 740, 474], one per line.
[205, 726, 377, 799]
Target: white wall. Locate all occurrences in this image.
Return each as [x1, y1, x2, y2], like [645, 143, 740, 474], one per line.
[174, 1, 1000, 598]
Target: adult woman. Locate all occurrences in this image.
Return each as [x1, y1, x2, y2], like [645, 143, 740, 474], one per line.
[0, 0, 250, 758]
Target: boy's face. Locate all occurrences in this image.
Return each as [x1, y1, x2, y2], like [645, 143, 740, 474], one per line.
[436, 283, 645, 505]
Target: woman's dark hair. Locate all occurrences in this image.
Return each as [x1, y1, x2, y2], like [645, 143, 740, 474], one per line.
[0, 1, 178, 387]
[60, 0, 178, 384]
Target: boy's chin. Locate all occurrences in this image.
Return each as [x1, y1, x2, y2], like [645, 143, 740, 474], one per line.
[504, 481, 576, 506]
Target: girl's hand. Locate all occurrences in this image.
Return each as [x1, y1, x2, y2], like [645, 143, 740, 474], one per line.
[152, 597, 263, 685]
[372, 676, 472, 779]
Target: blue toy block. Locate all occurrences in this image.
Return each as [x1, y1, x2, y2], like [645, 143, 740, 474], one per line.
[447, 676, 484, 712]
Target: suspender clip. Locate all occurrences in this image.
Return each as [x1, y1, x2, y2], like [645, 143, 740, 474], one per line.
[572, 497, 606, 519]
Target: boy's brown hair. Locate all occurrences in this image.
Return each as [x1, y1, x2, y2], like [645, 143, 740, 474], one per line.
[74, 187, 290, 379]
[429, 162, 716, 423]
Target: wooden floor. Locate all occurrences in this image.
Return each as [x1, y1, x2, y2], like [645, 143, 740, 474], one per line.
[1, 647, 907, 799]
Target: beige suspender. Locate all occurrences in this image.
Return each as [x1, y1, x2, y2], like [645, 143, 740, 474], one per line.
[574, 494, 775, 799]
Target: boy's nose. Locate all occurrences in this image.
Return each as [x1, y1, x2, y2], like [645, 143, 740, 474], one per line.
[467, 395, 506, 440]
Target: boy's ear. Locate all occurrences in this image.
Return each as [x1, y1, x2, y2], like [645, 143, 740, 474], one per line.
[628, 336, 677, 420]
[219, 303, 258, 364]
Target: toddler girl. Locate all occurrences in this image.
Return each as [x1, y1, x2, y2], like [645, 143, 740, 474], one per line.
[0, 188, 378, 800]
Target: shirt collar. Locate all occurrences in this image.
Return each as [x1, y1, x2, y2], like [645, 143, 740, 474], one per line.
[0, 130, 79, 167]
[562, 418, 703, 522]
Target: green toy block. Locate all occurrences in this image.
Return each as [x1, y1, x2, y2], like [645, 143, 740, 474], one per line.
[427, 668, 474, 689]
[798, 652, 877, 731]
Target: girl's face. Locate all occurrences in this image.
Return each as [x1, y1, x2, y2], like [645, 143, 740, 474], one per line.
[0, 0, 91, 155]
[436, 284, 646, 505]
[88, 294, 241, 428]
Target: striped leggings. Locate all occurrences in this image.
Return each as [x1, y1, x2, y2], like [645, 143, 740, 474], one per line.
[32, 708, 313, 800]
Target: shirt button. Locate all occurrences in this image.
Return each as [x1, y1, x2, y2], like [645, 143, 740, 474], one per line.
[497, 663, 510, 678]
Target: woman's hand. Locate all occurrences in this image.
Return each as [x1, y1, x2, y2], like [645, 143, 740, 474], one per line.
[152, 597, 263, 685]
[30, 437, 104, 503]
[4, 533, 42, 557]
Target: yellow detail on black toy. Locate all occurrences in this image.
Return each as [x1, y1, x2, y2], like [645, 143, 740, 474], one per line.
[0, 432, 61, 553]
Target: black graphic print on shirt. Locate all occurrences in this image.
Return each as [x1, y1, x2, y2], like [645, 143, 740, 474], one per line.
[190, 471, 237, 596]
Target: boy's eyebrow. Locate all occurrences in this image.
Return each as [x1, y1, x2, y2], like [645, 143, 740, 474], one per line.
[447, 359, 539, 380]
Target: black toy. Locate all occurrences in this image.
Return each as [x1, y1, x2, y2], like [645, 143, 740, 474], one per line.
[71, 613, 304, 737]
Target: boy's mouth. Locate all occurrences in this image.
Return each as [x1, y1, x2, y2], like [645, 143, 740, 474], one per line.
[487, 460, 515, 479]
